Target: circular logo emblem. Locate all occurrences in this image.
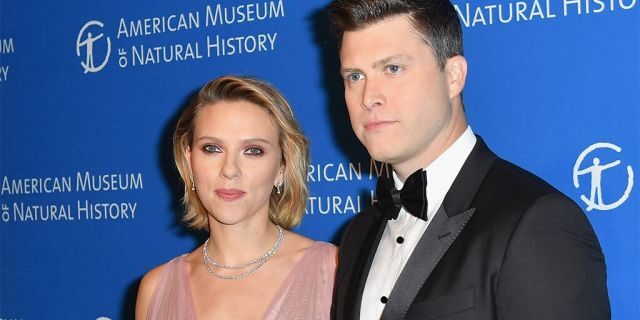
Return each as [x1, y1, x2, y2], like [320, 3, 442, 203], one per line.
[573, 142, 634, 211]
[76, 20, 111, 73]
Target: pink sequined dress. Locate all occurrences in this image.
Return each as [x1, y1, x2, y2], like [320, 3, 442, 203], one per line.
[146, 242, 337, 320]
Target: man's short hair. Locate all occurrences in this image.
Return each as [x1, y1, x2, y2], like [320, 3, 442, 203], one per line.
[328, 0, 464, 70]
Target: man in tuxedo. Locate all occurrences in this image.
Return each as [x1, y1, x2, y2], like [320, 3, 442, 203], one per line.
[328, 0, 610, 319]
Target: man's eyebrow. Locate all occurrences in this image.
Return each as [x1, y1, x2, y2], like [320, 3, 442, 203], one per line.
[339, 55, 412, 75]
[339, 67, 360, 75]
[372, 55, 412, 69]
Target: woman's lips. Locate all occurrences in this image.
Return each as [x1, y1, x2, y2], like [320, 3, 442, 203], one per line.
[215, 189, 246, 201]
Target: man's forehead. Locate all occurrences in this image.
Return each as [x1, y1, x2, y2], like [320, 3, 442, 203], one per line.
[344, 14, 423, 36]
[340, 17, 426, 48]
[339, 29, 428, 68]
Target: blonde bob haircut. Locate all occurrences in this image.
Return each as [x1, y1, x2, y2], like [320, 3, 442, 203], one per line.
[173, 76, 310, 231]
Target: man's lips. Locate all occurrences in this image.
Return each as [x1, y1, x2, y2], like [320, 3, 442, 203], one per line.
[215, 189, 246, 201]
[364, 120, 396, 130]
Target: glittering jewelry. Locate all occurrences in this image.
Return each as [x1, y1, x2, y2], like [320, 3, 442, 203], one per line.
[189, 173, 195, 191]
[275, 180, 283, 194]
[202, 225, 284, 280]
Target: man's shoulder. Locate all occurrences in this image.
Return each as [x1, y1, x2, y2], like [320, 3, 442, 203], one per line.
[477, 156, 581, 215]
[486, 157, 561, 197]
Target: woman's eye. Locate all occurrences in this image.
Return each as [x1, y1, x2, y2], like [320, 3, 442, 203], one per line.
[245, 147, 263, 156]
[203, 145, 221, 153]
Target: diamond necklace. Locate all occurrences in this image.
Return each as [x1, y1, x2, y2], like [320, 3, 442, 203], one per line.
[202, 225, 284, 280]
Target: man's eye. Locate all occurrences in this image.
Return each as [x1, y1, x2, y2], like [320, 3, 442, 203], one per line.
[245, 147, 263, 156]
[386, 65, 402, 74]
[203, 145, 221, 153]
[347, 73, 364, 82]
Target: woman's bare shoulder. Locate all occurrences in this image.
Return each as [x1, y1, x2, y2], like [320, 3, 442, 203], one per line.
[135, 256, 182, 320]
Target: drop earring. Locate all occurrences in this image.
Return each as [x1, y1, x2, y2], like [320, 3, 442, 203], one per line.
[189, 173, 196, 191]
[276, 180, 283, 194]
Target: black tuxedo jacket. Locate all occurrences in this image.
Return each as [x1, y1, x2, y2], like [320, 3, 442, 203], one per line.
[332, 137, 610, 320]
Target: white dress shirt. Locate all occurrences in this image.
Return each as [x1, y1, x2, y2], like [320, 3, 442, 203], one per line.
[360, 127, 477, 319]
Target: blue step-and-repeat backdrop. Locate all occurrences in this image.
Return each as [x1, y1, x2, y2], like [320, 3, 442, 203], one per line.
[1, 1, 638, 319]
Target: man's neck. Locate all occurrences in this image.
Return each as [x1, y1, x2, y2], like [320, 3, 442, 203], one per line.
[394, 117, 468, 182]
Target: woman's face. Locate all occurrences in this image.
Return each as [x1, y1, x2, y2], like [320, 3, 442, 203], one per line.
[187, 100, 283, 227]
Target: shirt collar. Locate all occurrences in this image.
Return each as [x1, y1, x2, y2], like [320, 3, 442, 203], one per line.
[392, 126, 477, 220]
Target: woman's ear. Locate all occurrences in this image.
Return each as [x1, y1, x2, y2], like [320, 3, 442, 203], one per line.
[185, 146, 192, 172]
[276, 164, 285, 185]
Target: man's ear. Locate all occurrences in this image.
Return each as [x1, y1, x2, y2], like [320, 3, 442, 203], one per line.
[445, 55, 467, 100]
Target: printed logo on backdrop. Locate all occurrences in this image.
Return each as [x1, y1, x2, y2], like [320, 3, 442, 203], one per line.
[74, 1, 284, 73]
[1, 171, 143, 224]
[305, 159, 390, 215]
[573, 142, 634, 211]
[0, 37, 14, 81]
[76, 20, 111, 73]
[453, 0, 637, 28]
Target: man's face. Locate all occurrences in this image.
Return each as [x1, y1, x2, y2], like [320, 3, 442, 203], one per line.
[340, 15, 464, 179]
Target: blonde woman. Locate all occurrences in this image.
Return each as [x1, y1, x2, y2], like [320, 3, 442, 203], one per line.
[136, 76, 336, 319]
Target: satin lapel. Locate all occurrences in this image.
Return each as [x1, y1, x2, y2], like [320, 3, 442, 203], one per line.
[345, 209, 387, 319]
[380, 135, 496, 319]
[381, 206, 475, 320]
[442, 135, 497, 216]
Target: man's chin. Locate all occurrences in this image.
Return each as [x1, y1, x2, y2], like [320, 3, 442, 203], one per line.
[365, 147, 398, 164]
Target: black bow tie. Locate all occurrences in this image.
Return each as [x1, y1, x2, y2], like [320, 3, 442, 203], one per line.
[376, 169, 428, 221]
